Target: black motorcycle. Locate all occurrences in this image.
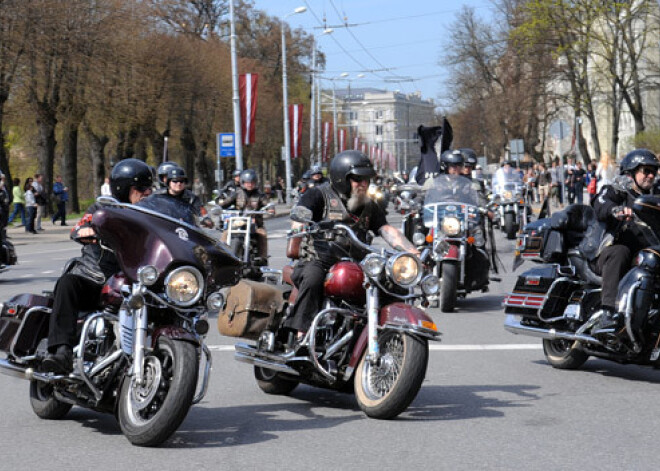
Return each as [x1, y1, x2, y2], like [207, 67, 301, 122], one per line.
[504, 196, 660, 370]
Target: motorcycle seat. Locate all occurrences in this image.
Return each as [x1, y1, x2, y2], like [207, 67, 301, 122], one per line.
[550, 204, 595, 248]
[567, 248, 602, 286]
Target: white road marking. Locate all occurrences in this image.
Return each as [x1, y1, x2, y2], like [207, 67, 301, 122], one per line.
[207, 343, 541, 352]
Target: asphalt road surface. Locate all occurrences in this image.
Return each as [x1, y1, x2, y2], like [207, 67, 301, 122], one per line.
[0, 211, 659, 470]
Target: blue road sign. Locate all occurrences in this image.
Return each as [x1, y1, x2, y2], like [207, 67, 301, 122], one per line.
[217, 133, 236, 158]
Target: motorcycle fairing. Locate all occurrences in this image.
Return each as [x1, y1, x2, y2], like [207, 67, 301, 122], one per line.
[347, 303, 439, 370]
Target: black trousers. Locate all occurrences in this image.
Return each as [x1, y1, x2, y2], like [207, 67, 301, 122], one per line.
[286, 259, 330, 332]
[47, 274, 103, 350]
[594, 244, 632, 309]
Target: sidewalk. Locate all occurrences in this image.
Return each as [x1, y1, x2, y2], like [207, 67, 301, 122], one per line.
[6, 202, 293, 247]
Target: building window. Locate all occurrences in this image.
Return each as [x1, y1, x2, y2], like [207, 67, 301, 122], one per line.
[375, 110, 384, 119]
[376, 125, 383, 135]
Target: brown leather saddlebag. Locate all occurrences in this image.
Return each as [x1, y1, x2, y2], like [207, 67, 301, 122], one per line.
[218, 280, 285, 340]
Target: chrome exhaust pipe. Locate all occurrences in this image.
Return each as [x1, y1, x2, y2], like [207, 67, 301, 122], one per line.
[234, 351, 300, 376]
[504, 315, 602, 346]
[0, 357, 64, 383]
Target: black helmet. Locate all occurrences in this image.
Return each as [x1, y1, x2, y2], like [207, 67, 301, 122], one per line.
[310, 164, 323, 176]
[111, 158, 154, 202]
[301, 170, 312, 182]
[232, 169, 242, 178]
[441, 149, 465, 167]
[166, 167, 187, 183]
[240, 169, 258, 184]
[157, 161, 181, 187]
[620, 149, 659, 175]
[329, 150, 376, 197]
[459, 148, 478, 167]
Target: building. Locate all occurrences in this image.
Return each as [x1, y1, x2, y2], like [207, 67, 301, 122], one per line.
[325, 87, 436, 173]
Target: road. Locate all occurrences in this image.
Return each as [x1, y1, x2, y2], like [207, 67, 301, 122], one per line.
[0, 211, 658, 470]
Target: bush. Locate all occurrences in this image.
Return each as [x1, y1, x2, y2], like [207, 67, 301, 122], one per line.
[632, 129, 660, 154]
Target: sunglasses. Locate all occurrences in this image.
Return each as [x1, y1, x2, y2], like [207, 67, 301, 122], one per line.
[170, 179, 187, 184]
[350, 175, 370, 183]
[638, 167, 657, 176]
[135, 186, 152, 193]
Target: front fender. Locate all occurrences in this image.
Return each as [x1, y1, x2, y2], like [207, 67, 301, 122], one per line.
[348, 302, 440, 370]
[152, 326, 200, 347]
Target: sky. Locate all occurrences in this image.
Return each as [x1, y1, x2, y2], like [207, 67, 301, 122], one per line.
[253, 0, 495, 111]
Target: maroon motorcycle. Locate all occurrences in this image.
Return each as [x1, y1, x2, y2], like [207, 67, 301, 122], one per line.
[0, 198, 241, 446]
[218, 206, 441, 419]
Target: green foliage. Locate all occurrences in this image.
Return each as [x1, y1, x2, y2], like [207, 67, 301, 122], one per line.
[632, 129, 660, 154]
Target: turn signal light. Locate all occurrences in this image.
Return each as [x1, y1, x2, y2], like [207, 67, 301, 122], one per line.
[420, 320, 437, 331]
[467, 236, 475, 245]
[426, 229, 434, 244]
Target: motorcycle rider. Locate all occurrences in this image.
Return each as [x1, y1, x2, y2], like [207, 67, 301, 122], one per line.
[218, 169, 274, 260]
[43, 159, 154, 374]
[220, 169, 242, 199]
[309, 165, 328, 187]
[591, 149, 660, 335]
[287, 150, 419, 341]
[155, 162, 206, 219]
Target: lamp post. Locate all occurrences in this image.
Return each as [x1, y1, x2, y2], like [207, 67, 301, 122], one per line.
[576, 115, 583, 163]
[309, 28, 333, 167]
[281, 6, 307, 204]
[229, 0, 243, 173]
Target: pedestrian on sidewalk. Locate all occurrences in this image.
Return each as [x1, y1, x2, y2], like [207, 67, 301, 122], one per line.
[32, 173, 46, 231]
[24, 178, 37, 234]
[7, 177, 26, 226]
[51, 175, 68, 226]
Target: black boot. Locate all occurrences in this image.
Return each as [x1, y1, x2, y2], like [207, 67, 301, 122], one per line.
[592, 308, 621, 337]
[42, 345, 73, 374]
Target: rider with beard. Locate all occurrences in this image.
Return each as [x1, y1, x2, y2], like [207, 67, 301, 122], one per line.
[218, 169, 274, 260]
[286, 150, 419, 340]
[591, 149, 660, 336]
[43, 159, 154, 373]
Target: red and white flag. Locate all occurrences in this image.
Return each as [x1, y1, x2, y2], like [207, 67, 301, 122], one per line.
[361, 142, 367, 155]
[322, 121, 333, 162]
[353, 136, 360, 150]
[288, 104, 304, 158]
[239, 73, 258, 145]
[338, 129, 347, 153]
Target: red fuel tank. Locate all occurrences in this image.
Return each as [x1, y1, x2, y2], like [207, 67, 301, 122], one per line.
[324, 261, 366, 305]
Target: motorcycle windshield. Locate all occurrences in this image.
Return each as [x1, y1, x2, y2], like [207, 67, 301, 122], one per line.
[92, 203, 241, 291]
[423, 175, 480, 227]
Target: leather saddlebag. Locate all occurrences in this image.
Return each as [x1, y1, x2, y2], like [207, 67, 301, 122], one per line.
[218, 280, 285, 339]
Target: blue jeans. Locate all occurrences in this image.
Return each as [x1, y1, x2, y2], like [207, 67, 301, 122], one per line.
[8, 203, 26, 225]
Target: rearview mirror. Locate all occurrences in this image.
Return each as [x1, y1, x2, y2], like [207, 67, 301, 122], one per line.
[290, 206, 313, 223]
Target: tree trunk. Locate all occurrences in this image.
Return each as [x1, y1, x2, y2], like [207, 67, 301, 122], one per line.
[84, 125, 109, 198]
[62, 121, 80, 213]
[36, 104, 57, 216]
[180, 124, 197, 178]
[0, 96, 12, 191]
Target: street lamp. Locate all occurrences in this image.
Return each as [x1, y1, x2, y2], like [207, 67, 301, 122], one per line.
[309, 28, 333, 166]
[282, 6, 307, 204]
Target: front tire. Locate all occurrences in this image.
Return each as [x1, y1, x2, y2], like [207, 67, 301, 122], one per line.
[118, 337, 198, 447]
[440, 262, 458, 312]
[29, 381, 72, 419]
[542, 339, 589, 370]
[504, 212, 517, 239]
[354, 331, 428, 419]
[254, 366, 299, 395]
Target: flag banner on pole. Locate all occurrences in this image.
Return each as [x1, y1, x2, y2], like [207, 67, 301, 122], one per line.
[322, 121, 333, 162]
[338, 129, 347, 153]
[353, 136, 360, 150]
[388, 152, 396, 170]
[239, 73, 258, 145]
[289, 104, 304, 158]
[361, 142, 367, 155]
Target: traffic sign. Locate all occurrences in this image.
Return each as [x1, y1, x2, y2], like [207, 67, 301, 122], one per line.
[217, 133, 236, 158]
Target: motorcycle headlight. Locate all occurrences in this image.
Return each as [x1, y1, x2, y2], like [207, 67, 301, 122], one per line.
[441, 217, 461, 236]
[165, 266, 204, 306]
[386, 253, 422, 287]
[420, 275, 440, 296]
[137, 265, 159, 286]
[231, 219, 246, 230]
[504, 190, 513, 199]
[412, 232, 426, 246]
[362, 254, 387, 277]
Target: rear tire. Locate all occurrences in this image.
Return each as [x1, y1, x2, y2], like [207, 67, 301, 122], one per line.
[440, 262, 458, 312]
[254, 366, 299, 395]
[354, 331, 428, 419]
[30, 381, 72, 419]
[543, 339, 589, 370]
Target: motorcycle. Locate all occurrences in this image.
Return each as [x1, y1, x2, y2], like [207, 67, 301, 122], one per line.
[0, 228, 17, 273]
[504, 196, 660, 371]
[218, 206, 441, 419]
[493, 172, 529, 239]
[367, 183, 389, 213]
[0, 197, 241, 446]
[222, 203, 275, 281]
[410, 175, 495, 312]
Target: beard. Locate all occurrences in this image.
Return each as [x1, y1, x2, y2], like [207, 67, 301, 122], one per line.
[346, 187, 370, 213]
